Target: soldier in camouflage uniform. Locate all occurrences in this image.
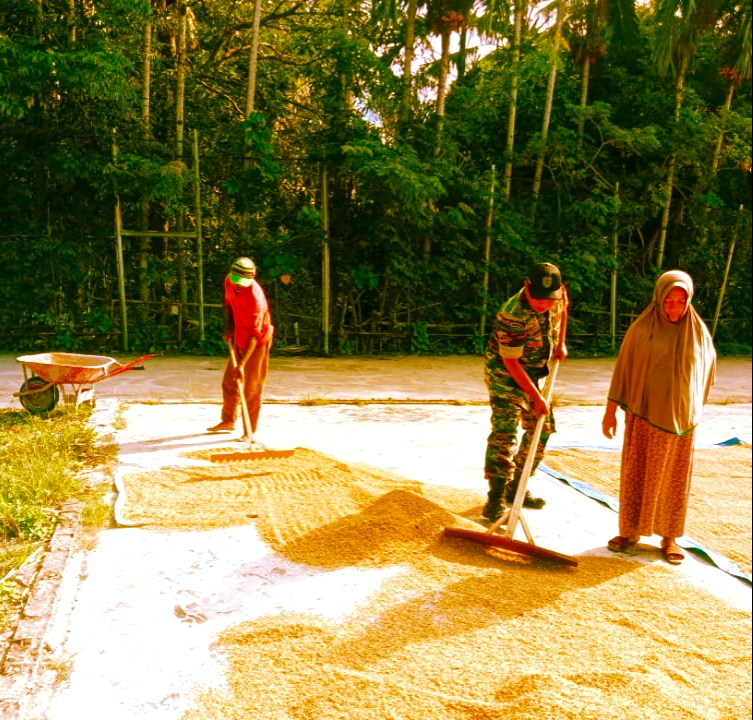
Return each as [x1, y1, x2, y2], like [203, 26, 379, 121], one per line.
[483, 263, 568, 522]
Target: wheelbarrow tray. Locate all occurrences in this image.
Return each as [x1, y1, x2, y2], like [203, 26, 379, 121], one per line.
[14, 352, 152, 414]
[16, 353, 119, 385]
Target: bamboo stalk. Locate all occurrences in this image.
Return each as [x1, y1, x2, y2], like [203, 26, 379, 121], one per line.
[503, 0, 523, 199]
[712, 81, 736, 173]
[712, 204, 744, 338]
[400, 0, 417, 123]
[531, 10, 563, 216]
[480, 164, 496, 338]
[176, 6, 188, 308]
[193, 129, 205, 341]
[610, 182, 620, 350]
[322, 168, 330, 355]
[245, 0, 263, 117]
[176, 6, 186, 160]
[577, 54, 589, 149]
[112, 131, 129, 352]
[656, 54, 688, 269]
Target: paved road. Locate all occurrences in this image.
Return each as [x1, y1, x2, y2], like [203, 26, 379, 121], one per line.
[1, 354, 750, 406]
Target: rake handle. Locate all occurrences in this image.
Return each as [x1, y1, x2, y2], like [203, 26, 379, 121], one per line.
[497, 296, 569, 538]
[502, 359, 560, 538]
[227, 341, 253, 441]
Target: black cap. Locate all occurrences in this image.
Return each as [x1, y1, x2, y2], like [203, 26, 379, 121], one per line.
[527, 263, 562, 299]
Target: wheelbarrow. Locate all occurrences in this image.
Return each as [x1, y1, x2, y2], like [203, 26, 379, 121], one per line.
[14, 352, 153, 414]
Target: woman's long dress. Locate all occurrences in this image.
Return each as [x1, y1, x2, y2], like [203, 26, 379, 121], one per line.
[618, 411, 695, 539]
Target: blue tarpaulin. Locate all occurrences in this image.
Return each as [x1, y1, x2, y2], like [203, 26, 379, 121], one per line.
[539, 438, 752, 585]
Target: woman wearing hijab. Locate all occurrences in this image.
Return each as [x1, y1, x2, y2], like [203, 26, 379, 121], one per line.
[602, 270, 716, 565]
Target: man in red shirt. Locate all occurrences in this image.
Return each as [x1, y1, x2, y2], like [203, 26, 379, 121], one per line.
[207, 257, 275, 440]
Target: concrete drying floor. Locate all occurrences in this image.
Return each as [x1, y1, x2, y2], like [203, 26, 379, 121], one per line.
[1, 354, 750, 719]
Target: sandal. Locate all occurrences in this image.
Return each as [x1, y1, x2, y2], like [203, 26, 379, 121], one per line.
[607, 536, 637, 552]
[661, 541, 685, 565]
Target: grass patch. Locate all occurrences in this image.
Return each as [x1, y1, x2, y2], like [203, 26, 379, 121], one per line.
[112, 404, 128, 430]
[0, 406, 107, 632]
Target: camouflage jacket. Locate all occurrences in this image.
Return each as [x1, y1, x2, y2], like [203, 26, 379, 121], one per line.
[484, 289, 565, 395]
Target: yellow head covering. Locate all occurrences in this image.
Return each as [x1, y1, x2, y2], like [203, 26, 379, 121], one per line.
[607, 270, 716, 434]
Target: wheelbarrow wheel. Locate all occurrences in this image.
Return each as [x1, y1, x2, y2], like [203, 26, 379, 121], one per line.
[19, 376, 60, 415]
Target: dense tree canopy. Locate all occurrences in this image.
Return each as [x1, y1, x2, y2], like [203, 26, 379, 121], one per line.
[0, 0, 750, 355]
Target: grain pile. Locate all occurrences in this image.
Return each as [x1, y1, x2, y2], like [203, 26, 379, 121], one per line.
[117, 448, 752, 719]
[182, 556, 751, 720]
[118, 448, 485, 566]
[544, 445, 752, 573]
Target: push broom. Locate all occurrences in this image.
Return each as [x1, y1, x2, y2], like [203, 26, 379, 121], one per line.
[444, 306, 578, 567]
[210, 342, 294, 462]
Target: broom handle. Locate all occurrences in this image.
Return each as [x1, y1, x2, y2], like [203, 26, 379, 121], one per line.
[228, 341, 253, 441]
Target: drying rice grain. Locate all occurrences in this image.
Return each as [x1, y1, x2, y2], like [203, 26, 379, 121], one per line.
[120, 448, 750, 719]
[544, 445, 752, 573]
[183, 558, 750, 720]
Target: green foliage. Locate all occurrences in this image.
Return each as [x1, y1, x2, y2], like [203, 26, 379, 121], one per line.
[0, 409, 96, 541]
[0, 0, 749, 356]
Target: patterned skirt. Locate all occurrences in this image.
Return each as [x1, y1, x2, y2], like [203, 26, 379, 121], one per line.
[618, 411, 695, 539]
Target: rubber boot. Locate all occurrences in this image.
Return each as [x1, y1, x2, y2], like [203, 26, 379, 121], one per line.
[482, 477, 507, 521]
[505, 471, 546, 509]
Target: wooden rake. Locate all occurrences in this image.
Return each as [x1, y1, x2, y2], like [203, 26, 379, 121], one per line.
[444, 357, 578, 567]
[210, 341, 294, 462]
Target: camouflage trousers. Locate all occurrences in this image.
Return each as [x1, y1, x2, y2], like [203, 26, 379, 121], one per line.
[484, 386, 555, 507]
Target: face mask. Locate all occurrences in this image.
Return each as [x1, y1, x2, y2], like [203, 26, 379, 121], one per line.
[230, 273, 253, 287]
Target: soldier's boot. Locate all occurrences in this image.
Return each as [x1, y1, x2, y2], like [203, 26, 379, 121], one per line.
[504, 478, 546, 510]
[482, 478, 507, 522]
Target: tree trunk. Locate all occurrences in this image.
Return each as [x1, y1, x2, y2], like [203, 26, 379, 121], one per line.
[241, 0, 263, 246]
[176, 5, 187, 306]
[321, 168, 330, 355]
[531, 10, 563, 218]
[142, 22, 152, 130]
[176, 6, 186, 160]
[245, 0, 263, 118]
[503, 0, 524, 199]
[340, 0, 353, 111]
[694, 79, 736, 250]
[139, 21, 153, 312]
[712, 80, 736, 172]
[480, 164, 496, 338]
[457, 22, 468, 79]
[577, 54, 590, 149]
[655, 54, 688, 269]
[436, 26, 452, 118]
[711, 203, 744, 338]
[400, 0, 418, 124]
[67, 0, 76, 43]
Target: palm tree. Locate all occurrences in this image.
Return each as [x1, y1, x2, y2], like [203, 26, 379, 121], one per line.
[422, 0, 474, 122]
[652, 0, 724, 268]
[369, 0, 427, 123]
[401, 0, 420, 121]
[530, 2, 565, 216]
[711, 0, 751, 171]
[502, 0, 523, 199]
[567, 0, 638, 148]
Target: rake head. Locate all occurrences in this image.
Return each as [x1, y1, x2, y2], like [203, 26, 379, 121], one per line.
[209, 448, 295, 462]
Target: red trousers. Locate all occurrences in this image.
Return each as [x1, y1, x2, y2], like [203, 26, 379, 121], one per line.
[220, 341, 271, 433]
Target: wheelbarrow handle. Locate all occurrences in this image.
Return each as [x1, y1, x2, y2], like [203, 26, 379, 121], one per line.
[106, 354, 154, 380]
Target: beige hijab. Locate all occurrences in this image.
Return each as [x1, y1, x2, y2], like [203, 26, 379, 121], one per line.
[608, 270, 716, 435]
